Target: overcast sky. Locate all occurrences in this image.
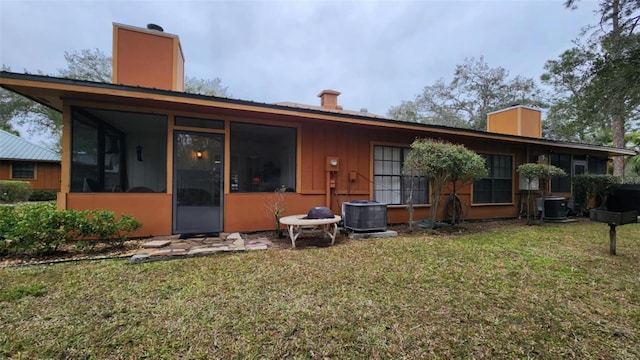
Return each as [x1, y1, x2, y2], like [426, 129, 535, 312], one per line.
[1, 0, 599, 143]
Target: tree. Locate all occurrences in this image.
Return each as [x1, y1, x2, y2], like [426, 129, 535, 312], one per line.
[58, 48, 111, 82]
[516, 163, 567, 222]
[1, 49, 229, 150]
[0, 65, 61, 147]
[403, 139, 487, 229]
[624, 131, 640, 179]
[388, 57, 545, 130]
[184, 76, 228, 97]
[542, 0, 640, 177]
[446, 145, 488, 224]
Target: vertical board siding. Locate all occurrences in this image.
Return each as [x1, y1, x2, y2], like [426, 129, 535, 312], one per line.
[0, 161, 60, 190]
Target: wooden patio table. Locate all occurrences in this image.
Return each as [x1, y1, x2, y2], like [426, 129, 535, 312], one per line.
[279, 214, 341, 248]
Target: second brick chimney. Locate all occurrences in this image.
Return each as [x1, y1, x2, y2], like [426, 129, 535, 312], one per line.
[487, 105, 542, 138]
[318, 90, 343, 110]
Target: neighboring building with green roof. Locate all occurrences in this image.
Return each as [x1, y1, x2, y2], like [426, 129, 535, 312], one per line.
[0, 129, 61, 191]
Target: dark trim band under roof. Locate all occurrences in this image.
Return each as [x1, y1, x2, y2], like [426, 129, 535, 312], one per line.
[0, 71, 636, 157]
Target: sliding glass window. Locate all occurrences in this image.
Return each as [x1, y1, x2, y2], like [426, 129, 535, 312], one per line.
[230, 122, 296, 192]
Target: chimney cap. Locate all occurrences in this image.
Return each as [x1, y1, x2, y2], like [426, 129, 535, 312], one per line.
[317, 89, 341, 97]
[147, 23, 164, 32]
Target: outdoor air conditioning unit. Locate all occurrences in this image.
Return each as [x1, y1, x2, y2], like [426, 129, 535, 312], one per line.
[342, 200, 387, 232]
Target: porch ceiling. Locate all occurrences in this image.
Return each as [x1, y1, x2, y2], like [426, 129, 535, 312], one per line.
[1, 71, 636, 158]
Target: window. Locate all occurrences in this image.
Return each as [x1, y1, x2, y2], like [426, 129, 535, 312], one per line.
[175, 116, 224, 130]
[373, 145, 428, 205]
[551, 154, 571, 192]
[588, 157, 608, 174]
[12, 162, 35, 179]
[473, 154, 512, 203]
[230, 122, 296, 192]
[70, 107, 167, 193]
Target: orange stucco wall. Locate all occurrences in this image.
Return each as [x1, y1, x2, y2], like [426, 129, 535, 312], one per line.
[113, 25, 184, 91]
[66, 193, 172, 237]
[0, 160, 60, 190]
[225, 193, 326, 232]
[487, 108, 520, 136]
[520, 108, 542, 138]
[487, 107, 542, 138]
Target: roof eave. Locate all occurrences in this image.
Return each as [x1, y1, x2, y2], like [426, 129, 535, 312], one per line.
[0, 71, 635, 157]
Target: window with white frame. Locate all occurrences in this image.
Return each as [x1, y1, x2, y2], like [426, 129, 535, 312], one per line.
[473, 154, 512, 203]
[12, 162, 35, 179]
[373, 145, 428, 205]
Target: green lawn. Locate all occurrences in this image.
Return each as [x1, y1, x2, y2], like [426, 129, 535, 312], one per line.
[1, 221, 639, 359]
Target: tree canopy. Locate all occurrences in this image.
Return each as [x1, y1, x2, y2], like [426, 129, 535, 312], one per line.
[542, 0, 640, 177]
[388, 57, 545, 130]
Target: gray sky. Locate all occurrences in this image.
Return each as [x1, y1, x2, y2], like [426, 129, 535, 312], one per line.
[1, 0, 598, 142]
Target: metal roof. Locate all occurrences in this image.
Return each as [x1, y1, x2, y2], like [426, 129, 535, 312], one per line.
[0, 129, 60, 162]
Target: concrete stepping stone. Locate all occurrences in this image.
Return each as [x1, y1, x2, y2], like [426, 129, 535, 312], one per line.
[188, 246, 231, 255]
[142, 240, 171, 248]
[150, 248, 187, 256]
[168, 242, 191, 250]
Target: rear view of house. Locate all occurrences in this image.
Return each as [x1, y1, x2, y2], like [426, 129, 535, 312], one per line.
[0, 23, 635, 236]
[0, 129, 61, 192]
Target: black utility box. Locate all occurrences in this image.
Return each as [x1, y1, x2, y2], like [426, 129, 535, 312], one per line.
[608, 184, 640, 213]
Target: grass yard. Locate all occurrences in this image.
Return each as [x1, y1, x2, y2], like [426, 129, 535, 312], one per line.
[1, 221, 639, 359]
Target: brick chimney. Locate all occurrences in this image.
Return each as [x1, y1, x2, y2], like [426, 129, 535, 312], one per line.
[112, 23, 185, 91]
[487, 105, 542, 138]
[318, 89, 343, 110]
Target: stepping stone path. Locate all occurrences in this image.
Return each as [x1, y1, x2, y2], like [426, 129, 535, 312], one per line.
[130, 233, 273, 264]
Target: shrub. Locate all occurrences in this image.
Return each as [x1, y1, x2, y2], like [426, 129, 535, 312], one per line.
[0, 181, 32, 203]
[28, 190, 58, 202]
[79, 210, 141, 244]
[573, 174, 621, 211]
[0, 205, 18, 254]
[0, 202, 142, 255]
[7, 202, 80, 254]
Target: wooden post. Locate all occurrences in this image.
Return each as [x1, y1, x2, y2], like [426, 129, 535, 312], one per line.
[609, 224, 617, 256]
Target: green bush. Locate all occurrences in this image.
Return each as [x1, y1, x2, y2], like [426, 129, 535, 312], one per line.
[0, 202, 142, 256]
[0, 181, 32, 203]
[0, 205, 18, 253]
[28, 190, 58, 202]
[573, 174, 621, 211]
[6, 202, 80, 254]
[78, 210, 141, 244]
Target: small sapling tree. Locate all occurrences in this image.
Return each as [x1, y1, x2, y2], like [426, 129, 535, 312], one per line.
[403, 139, 487, 229]
[517, 163, 567, 222]
[265, 185, 288, 237]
